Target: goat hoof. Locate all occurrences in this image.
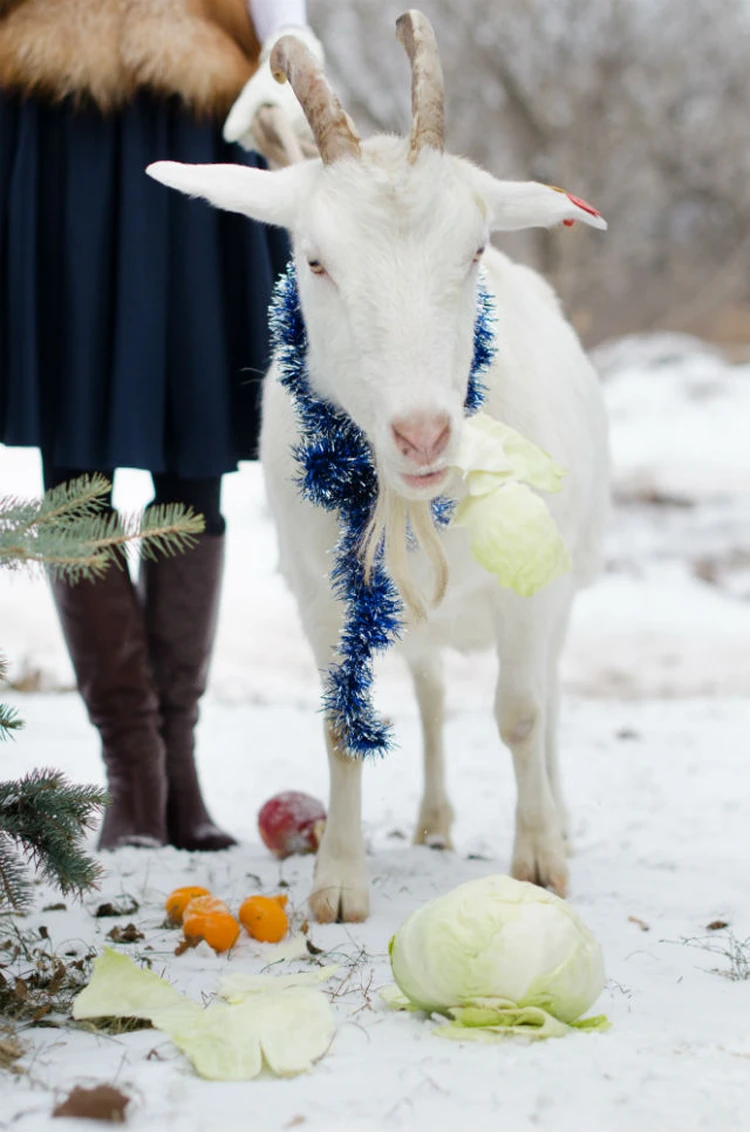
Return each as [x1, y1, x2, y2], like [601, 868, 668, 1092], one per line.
[511, 831, 569, 898]
[413, 804, 454, 850]
[309, 860, 370, 923]
[425, 834, 452, 851]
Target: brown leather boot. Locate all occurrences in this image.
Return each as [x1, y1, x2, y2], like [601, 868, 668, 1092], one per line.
[49, 564, 168, 850]
[138, 534, 237, 851]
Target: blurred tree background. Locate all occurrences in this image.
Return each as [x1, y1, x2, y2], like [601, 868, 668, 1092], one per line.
[310, 0, 750, 348]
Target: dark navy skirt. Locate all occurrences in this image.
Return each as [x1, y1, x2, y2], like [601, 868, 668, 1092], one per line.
[0, 91, 290, 476]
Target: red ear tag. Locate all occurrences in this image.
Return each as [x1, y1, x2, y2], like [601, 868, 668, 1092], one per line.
[565, 192, 600, 217]
[562, 218, 575, 227]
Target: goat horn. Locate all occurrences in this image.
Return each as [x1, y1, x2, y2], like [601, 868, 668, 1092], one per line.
[396, 10, 445, 163]
[270, 35, 361, 165]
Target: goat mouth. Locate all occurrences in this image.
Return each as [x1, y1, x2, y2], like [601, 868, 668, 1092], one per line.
[400, 468, 449, 493]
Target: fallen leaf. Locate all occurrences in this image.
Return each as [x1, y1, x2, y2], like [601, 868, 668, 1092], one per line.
[174, 937, 201, 957]
[707, 920, 730, 931]
[628, 916, 650, 932]
[95, 898, 139, 919]
[48, 961, 67, 995]
[52, 1084, 130, 1122]
[106, 924, 144, 944]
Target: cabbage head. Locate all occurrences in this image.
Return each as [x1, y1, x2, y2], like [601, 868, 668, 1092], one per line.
[388, 875, 608, 1039]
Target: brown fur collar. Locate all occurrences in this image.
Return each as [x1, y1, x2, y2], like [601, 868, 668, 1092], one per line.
[0, 0, 262, 116]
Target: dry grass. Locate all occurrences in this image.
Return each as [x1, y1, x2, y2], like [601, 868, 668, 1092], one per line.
[0, 925, 95, 1026]
[0, 1029, 26, 1074]
[672, 930, 750, 982]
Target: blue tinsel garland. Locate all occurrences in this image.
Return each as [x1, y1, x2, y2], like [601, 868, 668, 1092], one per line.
[268, 263, 497, 758]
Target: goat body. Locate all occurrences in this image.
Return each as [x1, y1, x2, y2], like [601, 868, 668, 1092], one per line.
[147, 14, 609, 922]
[260, 151, 608, 920]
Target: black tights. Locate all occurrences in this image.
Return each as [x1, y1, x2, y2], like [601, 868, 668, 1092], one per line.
[41, 461, 226, 537]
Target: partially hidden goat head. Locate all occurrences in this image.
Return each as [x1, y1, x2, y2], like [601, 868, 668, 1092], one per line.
[147, 10, 605, 504]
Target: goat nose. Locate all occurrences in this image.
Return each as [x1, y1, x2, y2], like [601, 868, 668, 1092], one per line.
[391, 412, 451, 464]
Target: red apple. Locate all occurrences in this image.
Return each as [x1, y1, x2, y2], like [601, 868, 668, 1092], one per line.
[258, 791, 327, 859]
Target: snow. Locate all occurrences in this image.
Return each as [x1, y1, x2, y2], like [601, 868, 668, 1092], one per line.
[1, 334, 750, 1130]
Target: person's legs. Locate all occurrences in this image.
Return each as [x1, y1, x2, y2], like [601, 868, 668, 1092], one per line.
[138, 473, 236, 851]
[42, 462, 168, 849]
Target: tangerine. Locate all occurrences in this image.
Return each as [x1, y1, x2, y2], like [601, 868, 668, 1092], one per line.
[238, 894, 289, 943]
[165, 885, 212, 924]
[182, 894, 240, 953]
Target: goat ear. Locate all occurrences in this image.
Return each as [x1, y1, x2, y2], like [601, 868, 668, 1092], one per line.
[145, 161, 307, 228]
[473, 172, 607, 232]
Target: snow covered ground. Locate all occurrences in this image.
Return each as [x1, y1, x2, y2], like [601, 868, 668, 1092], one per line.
[1, 334, 749, 1130]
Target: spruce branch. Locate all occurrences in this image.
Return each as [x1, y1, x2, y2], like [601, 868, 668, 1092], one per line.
[135, 503, 206, 560]
[33, 473, 112, 525]
[14, 473, 112, 534]
[0, 704, 23, 741]
[0, 499, 40, 533]
[0, 475, 111, 549]
[0, 772, 107, 913]
[0, 475, 205, 583]
[0, 658, 23, 744]
[0, 833, 33, 913]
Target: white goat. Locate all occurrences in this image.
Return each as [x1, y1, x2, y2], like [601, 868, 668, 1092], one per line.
[148, 11, 609, 923]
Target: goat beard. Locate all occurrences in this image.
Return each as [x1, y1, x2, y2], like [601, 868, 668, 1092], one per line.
[360, 482, 448, 623]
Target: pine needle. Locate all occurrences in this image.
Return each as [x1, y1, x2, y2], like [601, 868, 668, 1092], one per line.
[0, 704, 23, 740]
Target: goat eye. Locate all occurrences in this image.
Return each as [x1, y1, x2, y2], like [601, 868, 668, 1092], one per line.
[308, 259, 327, 276]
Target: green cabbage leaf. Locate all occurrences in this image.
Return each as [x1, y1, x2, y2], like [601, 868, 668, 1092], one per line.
[449, 413, 571, 596]
[72, 948, 336, 1079]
